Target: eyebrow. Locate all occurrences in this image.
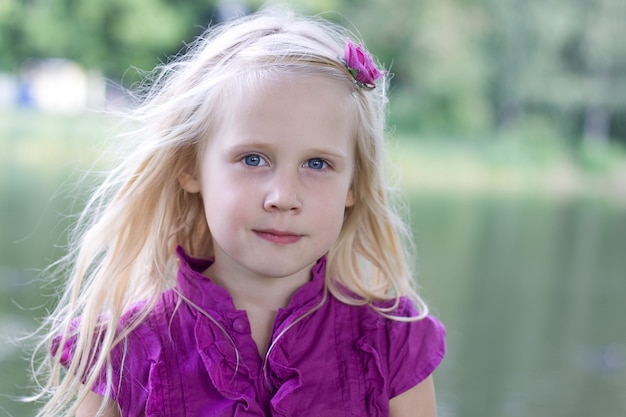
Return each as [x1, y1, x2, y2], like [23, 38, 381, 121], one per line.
[228, 142, 350, 159]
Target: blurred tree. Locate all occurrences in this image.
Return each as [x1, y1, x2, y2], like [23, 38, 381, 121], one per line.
[0, 0, 28, 72]
[483, 0, 532, 131]
[339, 0, 492, 135]
[483, 0, 626, 144]
[0, 0, 219, 79]
[575, 0, 626, 144]
[248, 0, 341, 14]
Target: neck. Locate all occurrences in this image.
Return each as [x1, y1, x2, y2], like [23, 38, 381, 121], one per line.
[204, 261, 313, 311]
[202, 252, 316, 357]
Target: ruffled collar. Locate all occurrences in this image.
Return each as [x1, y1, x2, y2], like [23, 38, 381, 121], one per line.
[174, 246, 327, 318]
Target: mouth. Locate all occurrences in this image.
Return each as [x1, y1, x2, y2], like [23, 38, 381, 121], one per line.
[253, 229, 303, 245]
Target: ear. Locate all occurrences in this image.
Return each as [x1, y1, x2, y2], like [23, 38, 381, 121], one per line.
[178, 169, 201, 193]
[345, 188, 355, 208]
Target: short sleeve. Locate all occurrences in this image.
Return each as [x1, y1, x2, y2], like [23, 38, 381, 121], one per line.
[50, 321, 113, 396]
[386, 301, 446, 398]
[49, 303, 154, 401]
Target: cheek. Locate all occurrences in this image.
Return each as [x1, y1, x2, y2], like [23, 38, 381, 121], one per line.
[201, 172, 258, 220]
[315, 187, 352, 220]
[203, 194, 249, 241]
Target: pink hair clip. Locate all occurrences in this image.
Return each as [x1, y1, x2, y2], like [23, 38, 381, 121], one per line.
[341, 39, 383, 89]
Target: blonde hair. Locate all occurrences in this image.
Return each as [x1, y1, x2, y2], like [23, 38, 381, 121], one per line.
[31, 8, 428, 417]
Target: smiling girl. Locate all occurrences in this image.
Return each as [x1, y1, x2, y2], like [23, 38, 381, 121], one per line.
[32, 8, 445, 417]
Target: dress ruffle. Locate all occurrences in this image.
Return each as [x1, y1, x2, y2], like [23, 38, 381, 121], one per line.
[195, 315, 255, 400]
[266, 335, 303, 416]
[356, 311, 387, 416]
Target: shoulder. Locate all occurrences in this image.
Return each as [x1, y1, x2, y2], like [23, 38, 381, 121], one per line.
[97, 289, 181, 404]
[49, 288, 181, 412]
[383, 298, 446, 349]
[113, 289, 180, 359]
[348, 296, 445, 338]
[52, 288, 180, 378]
[351, 296, 446, 399]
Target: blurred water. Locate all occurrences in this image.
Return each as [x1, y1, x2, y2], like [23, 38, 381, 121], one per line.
[1, 194, 625, 416]
[410, 194, 626, 417]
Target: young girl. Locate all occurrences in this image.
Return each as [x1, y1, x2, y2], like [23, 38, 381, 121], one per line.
[33, 8, 445, 417]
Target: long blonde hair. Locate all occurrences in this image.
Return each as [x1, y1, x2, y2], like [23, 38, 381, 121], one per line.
[31, 8, 428, 417]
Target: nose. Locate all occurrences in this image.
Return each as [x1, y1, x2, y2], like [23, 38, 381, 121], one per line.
[263, 172, 302, 213]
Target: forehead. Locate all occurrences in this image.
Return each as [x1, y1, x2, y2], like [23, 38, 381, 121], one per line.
[226, 71, 353, 114]
[213, 72, 357, 149]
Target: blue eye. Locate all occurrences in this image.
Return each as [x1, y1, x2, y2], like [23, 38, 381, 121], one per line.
[243, 154, 265, 166]
[306, 158, 327, 170]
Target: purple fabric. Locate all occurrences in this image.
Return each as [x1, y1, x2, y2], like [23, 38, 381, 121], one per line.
[57, 247, 446, 417]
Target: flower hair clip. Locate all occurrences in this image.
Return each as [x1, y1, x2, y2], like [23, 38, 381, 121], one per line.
[341, 39, 383, 90]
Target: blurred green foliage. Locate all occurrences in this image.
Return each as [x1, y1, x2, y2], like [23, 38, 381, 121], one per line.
[1, 0, 625, 144]
[0, 0, 219, 79]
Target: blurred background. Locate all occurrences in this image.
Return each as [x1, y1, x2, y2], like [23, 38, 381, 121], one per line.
[1, 0, 625, 416]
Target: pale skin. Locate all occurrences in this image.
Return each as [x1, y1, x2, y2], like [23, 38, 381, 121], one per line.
[77, 74, 438, 416]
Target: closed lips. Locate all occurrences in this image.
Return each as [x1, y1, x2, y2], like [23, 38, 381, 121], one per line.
[254, 229, 302, 244]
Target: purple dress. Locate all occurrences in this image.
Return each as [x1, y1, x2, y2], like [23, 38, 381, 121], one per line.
[57, 247, 446, 417]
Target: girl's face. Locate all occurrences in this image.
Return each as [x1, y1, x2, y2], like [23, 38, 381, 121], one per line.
[180, 74, 355, 284]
